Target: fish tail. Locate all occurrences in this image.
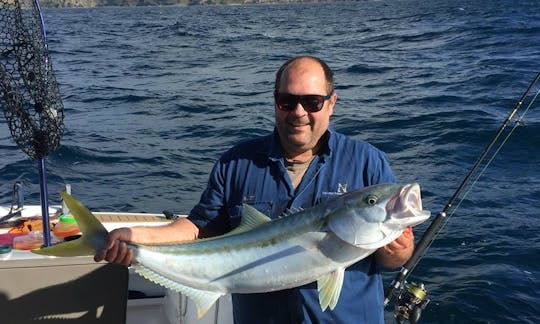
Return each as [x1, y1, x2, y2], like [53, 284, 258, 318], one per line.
[32, 192, 108, 257]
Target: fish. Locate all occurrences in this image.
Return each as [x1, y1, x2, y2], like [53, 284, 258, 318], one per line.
[33, 183, 430, 317]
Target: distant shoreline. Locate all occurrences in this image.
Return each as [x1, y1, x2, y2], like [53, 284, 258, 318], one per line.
[40, 0, 329, 8]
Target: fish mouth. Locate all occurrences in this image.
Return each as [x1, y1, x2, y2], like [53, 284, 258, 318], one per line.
[386, 183, 430, 224]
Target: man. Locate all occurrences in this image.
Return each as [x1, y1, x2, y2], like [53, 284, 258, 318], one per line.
[95, 56, 414, 323]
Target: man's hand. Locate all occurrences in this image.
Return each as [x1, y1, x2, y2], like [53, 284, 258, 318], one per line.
[375, 226, 414, 269]
[94, 228, 134, 266]
[93, 218, 201, 267]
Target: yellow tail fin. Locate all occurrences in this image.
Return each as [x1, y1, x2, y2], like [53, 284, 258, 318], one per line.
[32, 192, 108, 257]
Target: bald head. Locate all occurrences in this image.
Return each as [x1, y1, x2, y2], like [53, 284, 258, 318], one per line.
[274, 56, 334, 95]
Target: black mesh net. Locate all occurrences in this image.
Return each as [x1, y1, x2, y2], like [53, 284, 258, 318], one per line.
[0, 0, 63, 161]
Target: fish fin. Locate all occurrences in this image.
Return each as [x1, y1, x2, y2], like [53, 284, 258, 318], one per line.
[134, 264, 222, 318]
[241, 204, 272, 227]
[59, 192, 108, 236]
[279, 207, 303, 218]
[317, 267, 345, 311]
[32, 192, 108, 257]
[32, 235, 98, 256]
[221, 204, 271, 237]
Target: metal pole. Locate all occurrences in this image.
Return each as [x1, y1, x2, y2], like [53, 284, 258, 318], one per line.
[38, 159, 52, 247]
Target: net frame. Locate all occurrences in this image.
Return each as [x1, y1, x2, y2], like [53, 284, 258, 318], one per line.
[1, 0, 64, 246]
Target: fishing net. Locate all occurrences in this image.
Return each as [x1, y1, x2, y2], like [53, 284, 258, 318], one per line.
[0, 0, 64, 160]
[1, 0, 64, 246]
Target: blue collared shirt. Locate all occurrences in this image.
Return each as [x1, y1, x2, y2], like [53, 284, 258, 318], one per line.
[188, 127, 395, 324]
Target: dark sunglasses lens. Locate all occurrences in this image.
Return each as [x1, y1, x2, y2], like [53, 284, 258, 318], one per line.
[276, 94, 297, 111]
[300, 96, 324, 112]
[276, 94, 325, 112]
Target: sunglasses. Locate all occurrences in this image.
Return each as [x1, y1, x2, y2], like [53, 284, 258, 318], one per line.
[274, 92, 333, 113]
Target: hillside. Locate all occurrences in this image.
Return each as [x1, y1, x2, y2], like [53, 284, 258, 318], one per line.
[40, 0, 319, 7]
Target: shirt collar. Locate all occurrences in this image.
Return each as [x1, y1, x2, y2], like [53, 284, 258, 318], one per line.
[262, 127, 335, 162]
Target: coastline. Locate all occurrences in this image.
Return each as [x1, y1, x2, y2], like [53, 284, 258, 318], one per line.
[39, 0, 330, 8]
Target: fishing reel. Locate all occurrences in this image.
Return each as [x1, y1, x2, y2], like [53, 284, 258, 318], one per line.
[393, 282, 430, 324]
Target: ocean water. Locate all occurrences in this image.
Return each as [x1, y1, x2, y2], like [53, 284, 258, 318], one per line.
[1, 0, 539, 322]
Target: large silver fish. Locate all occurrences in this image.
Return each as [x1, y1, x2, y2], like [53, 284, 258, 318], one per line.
[34, 183, 430, 317]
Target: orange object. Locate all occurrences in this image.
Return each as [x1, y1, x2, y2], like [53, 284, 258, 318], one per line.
[8, 218, 54, 234]
[53, 214, 81, 238]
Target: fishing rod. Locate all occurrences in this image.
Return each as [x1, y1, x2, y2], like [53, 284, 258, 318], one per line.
[384, 71, 540, 324]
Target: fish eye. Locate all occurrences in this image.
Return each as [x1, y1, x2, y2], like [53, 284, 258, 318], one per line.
[366, 195, 378, 206]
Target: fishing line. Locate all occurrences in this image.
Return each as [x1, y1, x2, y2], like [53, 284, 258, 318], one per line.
[447, 85, 540, 218]
[411, 80, 540, 263]
[384, 71, 540, 322]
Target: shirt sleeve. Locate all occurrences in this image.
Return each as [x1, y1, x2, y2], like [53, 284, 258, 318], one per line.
[187, 157, 231, 234]
[370, 151, 396, 185]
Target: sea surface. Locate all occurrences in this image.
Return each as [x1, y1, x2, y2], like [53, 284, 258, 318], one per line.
[1, 0, 539, 323]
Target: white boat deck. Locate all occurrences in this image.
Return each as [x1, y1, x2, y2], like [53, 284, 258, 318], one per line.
[0, 207, 233, 324]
